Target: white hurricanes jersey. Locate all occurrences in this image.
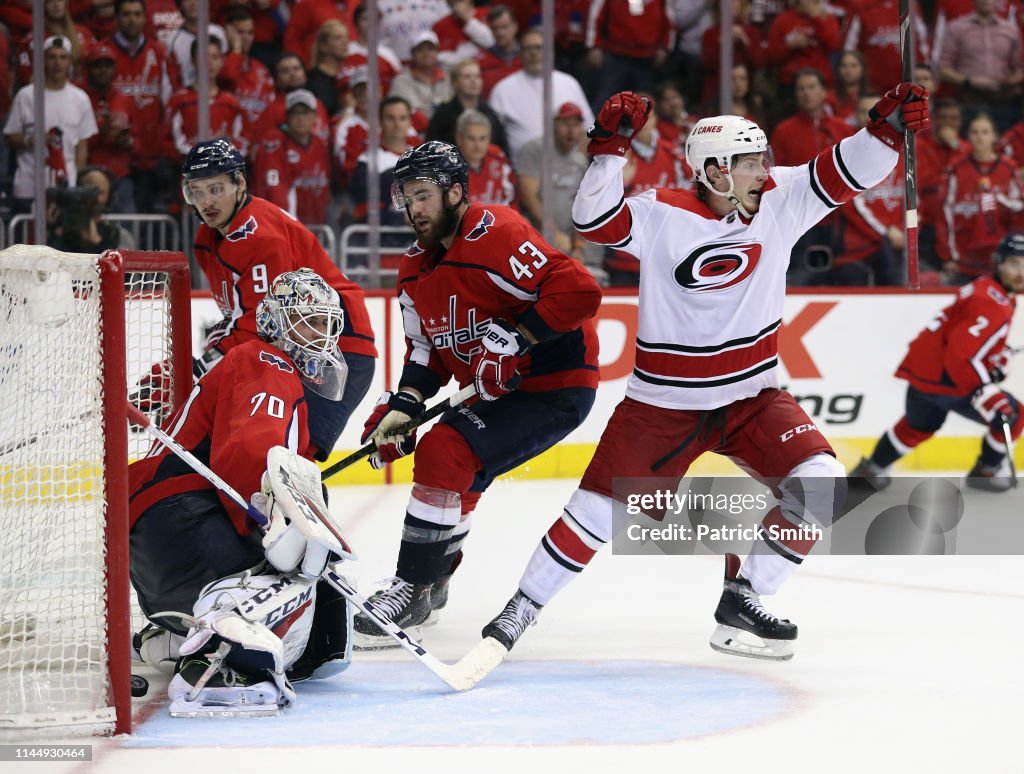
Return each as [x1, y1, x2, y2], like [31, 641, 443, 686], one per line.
[572, 128, 899, 410]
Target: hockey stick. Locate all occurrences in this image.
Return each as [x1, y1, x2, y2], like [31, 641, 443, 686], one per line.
[1000, 414, 1018, 488]
[0, 410, 97, 458]
[319, 383, 477, 482]
[899, 0, 920, 290]
[125, 402, 504, 691]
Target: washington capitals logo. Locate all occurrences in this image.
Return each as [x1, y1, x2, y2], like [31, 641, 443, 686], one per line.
[673, 241, 762, 292]
[226, 215, 259, 242]
[260, 351, 295, 373]
[429, 295, 490, 364]
[466, 210, 495, 242]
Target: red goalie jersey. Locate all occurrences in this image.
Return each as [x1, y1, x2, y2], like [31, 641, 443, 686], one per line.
[128, 339, 313, 534]
[896, 275, 1016, 397]
[396, 203, 601, 397]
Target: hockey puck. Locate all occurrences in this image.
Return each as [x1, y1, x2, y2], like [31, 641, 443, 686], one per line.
[131, 674, 150, 697]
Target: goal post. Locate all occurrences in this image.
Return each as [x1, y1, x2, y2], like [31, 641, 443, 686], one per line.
[0, 246, 192, 738]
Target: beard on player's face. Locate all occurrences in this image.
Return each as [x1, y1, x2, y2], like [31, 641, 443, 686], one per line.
[411, 191, 461, 246]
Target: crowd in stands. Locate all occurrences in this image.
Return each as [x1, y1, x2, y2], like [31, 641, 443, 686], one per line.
[1, 0, 1023, 287]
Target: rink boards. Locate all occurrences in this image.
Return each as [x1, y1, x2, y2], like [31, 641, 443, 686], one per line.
[185, 289, 1024, 483]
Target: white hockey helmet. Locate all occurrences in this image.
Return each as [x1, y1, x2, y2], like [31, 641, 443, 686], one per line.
[685, 115, 772, 215]
[256, 268, 348, 399]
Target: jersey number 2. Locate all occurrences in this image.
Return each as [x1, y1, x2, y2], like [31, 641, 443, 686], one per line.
[508, 241, 548, 280]
[251, 392, 285, 418]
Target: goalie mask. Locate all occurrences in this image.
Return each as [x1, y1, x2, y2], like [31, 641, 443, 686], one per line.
[685, 115, 773, 218]
[256, 269, 348, 400]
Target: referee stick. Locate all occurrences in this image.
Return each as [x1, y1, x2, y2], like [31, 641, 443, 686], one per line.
[900, 0, 920, 289]
[126, 401, 504, 691]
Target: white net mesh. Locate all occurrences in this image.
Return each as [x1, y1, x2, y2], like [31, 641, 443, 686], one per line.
[0, 247, 188, 737]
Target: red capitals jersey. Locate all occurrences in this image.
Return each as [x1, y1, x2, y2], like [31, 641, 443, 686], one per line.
[109, 34, 174, 167]
[251, 92, 331, 147]
[343, 46, 402, 95]
[586, 0, 670, 59]
[128, 339, 312, 534]
[467, 145, 516, 206]
[842, 0, 929, 91]
[395, 203, 602, 398]
[917, 130, 969, 225]
[837, 161, 904, 265]
[193, 195, 377, 359]
[85, 85, 135, 178]
[765, 10, 842, 86]
[165, 87, 247, 159]
[218, 52, 276, 128]
[253, 127, 332, 224]
[333, 113, 368, 186]
[897, 276, 1016, 397]
[938, 154, 1024, 275]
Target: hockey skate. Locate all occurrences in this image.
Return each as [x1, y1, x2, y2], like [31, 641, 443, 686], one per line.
[709, 554, 797, 661]
[353, 577, 432, 650]
[481, 590, 542, 651]
[965, 460, 1015, 492]
[167, 648, 287, 718]
[848, 457, 891, 491]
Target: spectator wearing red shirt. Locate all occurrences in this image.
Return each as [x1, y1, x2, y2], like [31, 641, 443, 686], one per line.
[433, 0, 495, 72]
[700, 0, 766, 108]
[333, 65, 370, 188]
[831, 51, 869, 128]
[82, 42, 136, 212]
[842, 0, 930, 92]
[15, 0, 96, 87]
[653, 81, 696, 157]
[344, 3, 402, 95]
[165, 38, 246, 162]
[252, 89, 332, 223]
[477, 5, 521, 99]
[250, 52, 332, 150]
[585, 0, 669, 107]
[765, 0, 841, 95]
[108, 0, 175, 213]
[218, 7, 276, 132]
[939, 112, 1024, 279]
[284, 0, 354, 69]
[74, 0, 120, 42]
[832, 95, 906, 285]
[455, 109, 515, 206]
[771, 68, 855, 285]
[918, 98, 970, 269]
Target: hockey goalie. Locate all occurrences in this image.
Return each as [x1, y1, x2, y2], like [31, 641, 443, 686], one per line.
[128, 269, 354, 716]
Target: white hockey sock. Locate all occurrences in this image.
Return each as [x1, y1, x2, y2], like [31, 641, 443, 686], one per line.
[741, 546, 798, 596]
[519, 489, 611, 606]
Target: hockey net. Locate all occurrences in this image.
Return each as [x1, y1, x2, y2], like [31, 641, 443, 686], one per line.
[0, 246, 191, 738]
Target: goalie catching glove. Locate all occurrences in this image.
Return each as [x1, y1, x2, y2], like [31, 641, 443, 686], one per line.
[361, 390, 426, 468]
[587, 91, 653, 156]
[470, 319, 530, 401]
[255, 447, 354, 578]
[866, 82, 930, 150]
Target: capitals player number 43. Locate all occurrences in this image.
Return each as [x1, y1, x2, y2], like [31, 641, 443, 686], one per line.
[508, 241, 548, 280]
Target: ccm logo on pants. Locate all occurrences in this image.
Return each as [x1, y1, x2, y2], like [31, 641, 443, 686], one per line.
[780, 423, 818, 442]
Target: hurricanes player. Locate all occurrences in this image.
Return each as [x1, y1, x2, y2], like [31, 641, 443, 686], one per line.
[476, 84, 931, 661]
[354, 140, 602, 648]
[181, 138, 376, 461]
[853, 232, 1024, 492]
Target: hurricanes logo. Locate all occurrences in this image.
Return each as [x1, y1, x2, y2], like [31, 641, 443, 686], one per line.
[673, 241, 762, 292]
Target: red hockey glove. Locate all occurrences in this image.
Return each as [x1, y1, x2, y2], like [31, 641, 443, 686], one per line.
[971, 383, 1017, 425]
[867, 82, 930, 150]
[470, 319, 530, 401]
[587, 91, 653, 156]
[361, 390, 425, 468]
[129, 361, 171, 413]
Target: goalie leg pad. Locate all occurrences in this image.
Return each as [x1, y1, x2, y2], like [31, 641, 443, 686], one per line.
[286, 578, 353, 681]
